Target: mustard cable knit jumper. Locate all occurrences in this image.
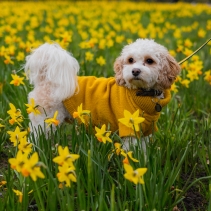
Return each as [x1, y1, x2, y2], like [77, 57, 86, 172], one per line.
[63, 76, 171, 137]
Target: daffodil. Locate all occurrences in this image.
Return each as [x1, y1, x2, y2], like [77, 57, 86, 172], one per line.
[8, 115, 22, 126]
[18, 136, 33, 154]
[121, 151, 139, 164]
[108, 142, 126, 161]
[170, 83, 178, 93]
[8, 150, 28, 172]
[7, 103, 22, 117]
[116, 35, 125, 43]
[45, 111, 60, 127]
[96, 56, 106, 66]
[4, 55, 14, 65]
[7, 103, 23, 126]
[183, 48, 193, 57]
[0, 180, 7, 188]
[16, 52, 25, 61]
[124, 164, 147, 185]
[13, 189, 23, 203]
[118, 110, 145, 132]
[114, 143, 123, 155]
[186, 70, 199, 81]
[198, 28, 206, 38]
[7, 126, 28, 146]
[85, 51, 94, 61]
[180, 79, 190, 88]
[60, 31, 72, 43]
[73, 103, 90, 124]
[184, 39, 193, 48]
[21, 152, 45, 181]
[25, 98, 41, 115]
[95, 124, 112, 144]
[10, 74, 25, 86]
[57, 162, 77, 187]
[53, 145, 80, 166]
[204, 70, 211, 85]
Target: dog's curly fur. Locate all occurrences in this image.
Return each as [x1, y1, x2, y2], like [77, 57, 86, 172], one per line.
[25, 39, 180, 148]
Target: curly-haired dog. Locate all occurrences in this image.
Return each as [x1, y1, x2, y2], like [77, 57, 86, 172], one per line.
[24, 39, 180, 149]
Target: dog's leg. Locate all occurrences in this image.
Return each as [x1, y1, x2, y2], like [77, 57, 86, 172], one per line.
[122, 136, 150, 152]
[28, 89, 69, 138]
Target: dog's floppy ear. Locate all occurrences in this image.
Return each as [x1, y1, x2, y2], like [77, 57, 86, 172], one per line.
[158, 54, 181, 90]
[114, 56, 126, 86]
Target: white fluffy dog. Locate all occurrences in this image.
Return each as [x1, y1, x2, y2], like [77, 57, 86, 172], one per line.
[25, 39, 180, 148]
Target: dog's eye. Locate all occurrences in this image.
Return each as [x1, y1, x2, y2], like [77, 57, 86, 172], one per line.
[168, 77, 175, 82]
[128, 58, 134, 64]
[146, 58, 154, 64]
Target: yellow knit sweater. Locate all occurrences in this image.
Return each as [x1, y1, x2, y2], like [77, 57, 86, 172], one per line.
[63, 76, 171, 137]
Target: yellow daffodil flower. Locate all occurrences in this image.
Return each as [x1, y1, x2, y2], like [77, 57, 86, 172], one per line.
[10, 74, 25, 86]
[60, 31, 72, 42]
[25, 98, 41, 115]
[7, 103, 23, 126]
[180, 79, 190, 88]
[108, 142, 125, 161]
[96, 56, 106, 66]
[184, 39, 193, 48]
[7, 126, 27, 147]
[198, 28, 206, 38]
[16, 52, 25, 61]
[18, 136, 32, 154]
[204, 70, 211, 85]
[183, 48, 193, 57]
[121, 151, 139, 164]
[114, 143, 123, 155]
[45, 111, 60, 127]
[85, 51, 94, 61]
[170, 83, 178, 93]
[95, 124, 112, 144]
[0, 181, 7, 188]
[8, 150, 28, 172]
[21, 152, 45, 181]
[57, 162, 76, 187]
[73, 103, 90, 124]
[4, 55, 14, 65]
[7, 103, 22, 116]
[13, 189, 23, 203]
[8, 115, 22, 126]
[118, 110, 145, 132]
[186, 70, 199, 81]
[124, 164, 147, 185]
[53, 145, 80, 166]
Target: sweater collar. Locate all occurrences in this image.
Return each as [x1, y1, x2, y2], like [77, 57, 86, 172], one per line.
[136, 88, 163, 97]
[127, 88, 171, 115]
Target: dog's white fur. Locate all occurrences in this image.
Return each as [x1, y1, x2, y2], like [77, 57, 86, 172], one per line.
[25, 39, 180, 149]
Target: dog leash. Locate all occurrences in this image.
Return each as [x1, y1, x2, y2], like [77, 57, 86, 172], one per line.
[178, 37, 211, 65]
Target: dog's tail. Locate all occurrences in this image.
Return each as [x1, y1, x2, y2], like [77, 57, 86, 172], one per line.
[24, 43, 79, 101]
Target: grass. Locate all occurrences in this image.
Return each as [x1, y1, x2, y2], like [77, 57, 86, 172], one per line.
[0, 1, 211, 211]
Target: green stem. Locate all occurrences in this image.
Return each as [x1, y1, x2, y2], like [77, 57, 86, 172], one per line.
[33, 181, 45, 211]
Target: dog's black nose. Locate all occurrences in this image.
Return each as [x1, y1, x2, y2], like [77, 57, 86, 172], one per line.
[132, 68, 141, 77]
